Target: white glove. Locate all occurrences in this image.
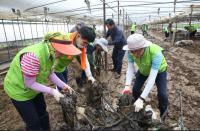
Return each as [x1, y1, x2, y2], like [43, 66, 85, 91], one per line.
[88, 76, 95, 84]
[52, 89, 64, 102]
[122, 86, 132, 95]
[134, 97, 144, 112]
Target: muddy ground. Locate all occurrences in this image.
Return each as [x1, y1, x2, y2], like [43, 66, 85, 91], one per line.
[0, 29, 200, 130]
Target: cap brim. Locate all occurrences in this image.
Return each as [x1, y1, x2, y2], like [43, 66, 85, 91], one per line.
[123, 45, 130, 50]
[102, 46, 108, 52]
[97, 43, 108, 52]
[52, 43, 81, 56]
[96, 39, 108, 52]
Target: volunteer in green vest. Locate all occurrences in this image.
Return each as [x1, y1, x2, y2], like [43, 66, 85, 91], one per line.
[163, 27, 169, 41]
[4, 32, 81, 130]
[122, 34, 168, 122]
[141, 24, 148, 36]
[131, 22, 137, 34]
[184, 25, 197, 39]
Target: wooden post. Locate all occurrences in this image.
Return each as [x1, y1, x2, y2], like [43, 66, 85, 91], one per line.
[189, 5, 193, 26]
[174, 0, 177, 13]
[171, 23, 176, 46]
[118, 1, 119, 26]
[103, 0, 107, 71]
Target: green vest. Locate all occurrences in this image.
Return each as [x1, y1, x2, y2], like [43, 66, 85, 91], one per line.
[141, 24, 147, 31]
[131, 44, 167, 76]
[189, 26, 197, 32]
[163, 27, 169, 33]
[131, 24, 136, 32]
[54, 56, 73, 73]
[4, 43, 55, 101]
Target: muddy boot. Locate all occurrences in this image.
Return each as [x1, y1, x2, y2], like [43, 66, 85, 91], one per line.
[79, 87, 86, 93]
[160, 108, 168, 123]
[115, 72, 121, 79]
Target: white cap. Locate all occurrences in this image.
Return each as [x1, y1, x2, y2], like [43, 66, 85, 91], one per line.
[95, 38, 108, 52]
[123, 34, 152, 51]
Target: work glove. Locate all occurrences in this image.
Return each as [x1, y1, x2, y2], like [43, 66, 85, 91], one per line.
[134, 97, 144, 112]
[62, 84, 73, 94]
[122, 86, 132, 95]
[52, 89, 64, 102]
[88, 76, 95, 84]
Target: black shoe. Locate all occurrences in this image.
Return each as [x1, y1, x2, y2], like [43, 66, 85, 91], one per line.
[109, 68, 116, 72]
[160, 108, 168, 123]
[115, 72, 121, 79]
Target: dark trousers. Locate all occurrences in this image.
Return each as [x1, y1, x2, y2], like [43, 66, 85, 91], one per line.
[132, 71, 168, 117]
[112, 47, 125, 74]
[131, 31, 135, 34]
[55, 68, 68, 91]
[142, 30, 148, 36]
[164, 32, 169, 38]
[11, 93, 50, 131]
[189, 30, 197, 39]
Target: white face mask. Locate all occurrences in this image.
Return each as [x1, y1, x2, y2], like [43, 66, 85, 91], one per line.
[76, 38, 84, 48]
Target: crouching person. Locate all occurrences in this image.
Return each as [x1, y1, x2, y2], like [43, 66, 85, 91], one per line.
[122, 34, 168, 122]
[3, 32, 81, 130]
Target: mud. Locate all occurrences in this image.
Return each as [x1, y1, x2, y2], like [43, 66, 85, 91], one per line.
[59, 82, 167, 130]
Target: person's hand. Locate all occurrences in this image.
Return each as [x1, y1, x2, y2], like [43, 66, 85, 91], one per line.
[134, 97, 144, 112]
[88, 76, 95, 84]
[52, 89, 64, 102]
[62, 84, 73, 94]
[122, 86, 132, 95]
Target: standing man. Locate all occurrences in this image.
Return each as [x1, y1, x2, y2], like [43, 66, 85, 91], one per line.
[122, 34, 168, 122]
[163, 27, 169, 41]
[167, 22, 173, 39]
[105, 19, 126, 79]
[184, 25, 197, 39]
[141, 24, 148, 36]
[131, 22, 137, 34]
[70, 21, 85, 33]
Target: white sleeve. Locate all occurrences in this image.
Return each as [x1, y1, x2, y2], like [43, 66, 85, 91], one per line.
[125, 61, 135, 86]
[85, 56, 93, 78]
[140, 68, 158, 99]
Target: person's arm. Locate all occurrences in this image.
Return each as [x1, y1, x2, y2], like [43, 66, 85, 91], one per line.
[85, 55, 95, 83]
[21, 52, 64, 101]
[125, 52, 135, 86]
[48, 72, 66, 89]
[122, 52, 135, 94]
[24, 75, 53, 95]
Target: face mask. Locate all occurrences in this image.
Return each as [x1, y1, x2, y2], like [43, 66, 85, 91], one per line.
[76, 38, 84, 48]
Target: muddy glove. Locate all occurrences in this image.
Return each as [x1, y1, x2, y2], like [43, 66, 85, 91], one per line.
[52, 89, 64, 102]
[134, 97, 144, 112]
[62, 84, 73, 94]
[122, 86, 132, 95]
[88, 76, 95, 84]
